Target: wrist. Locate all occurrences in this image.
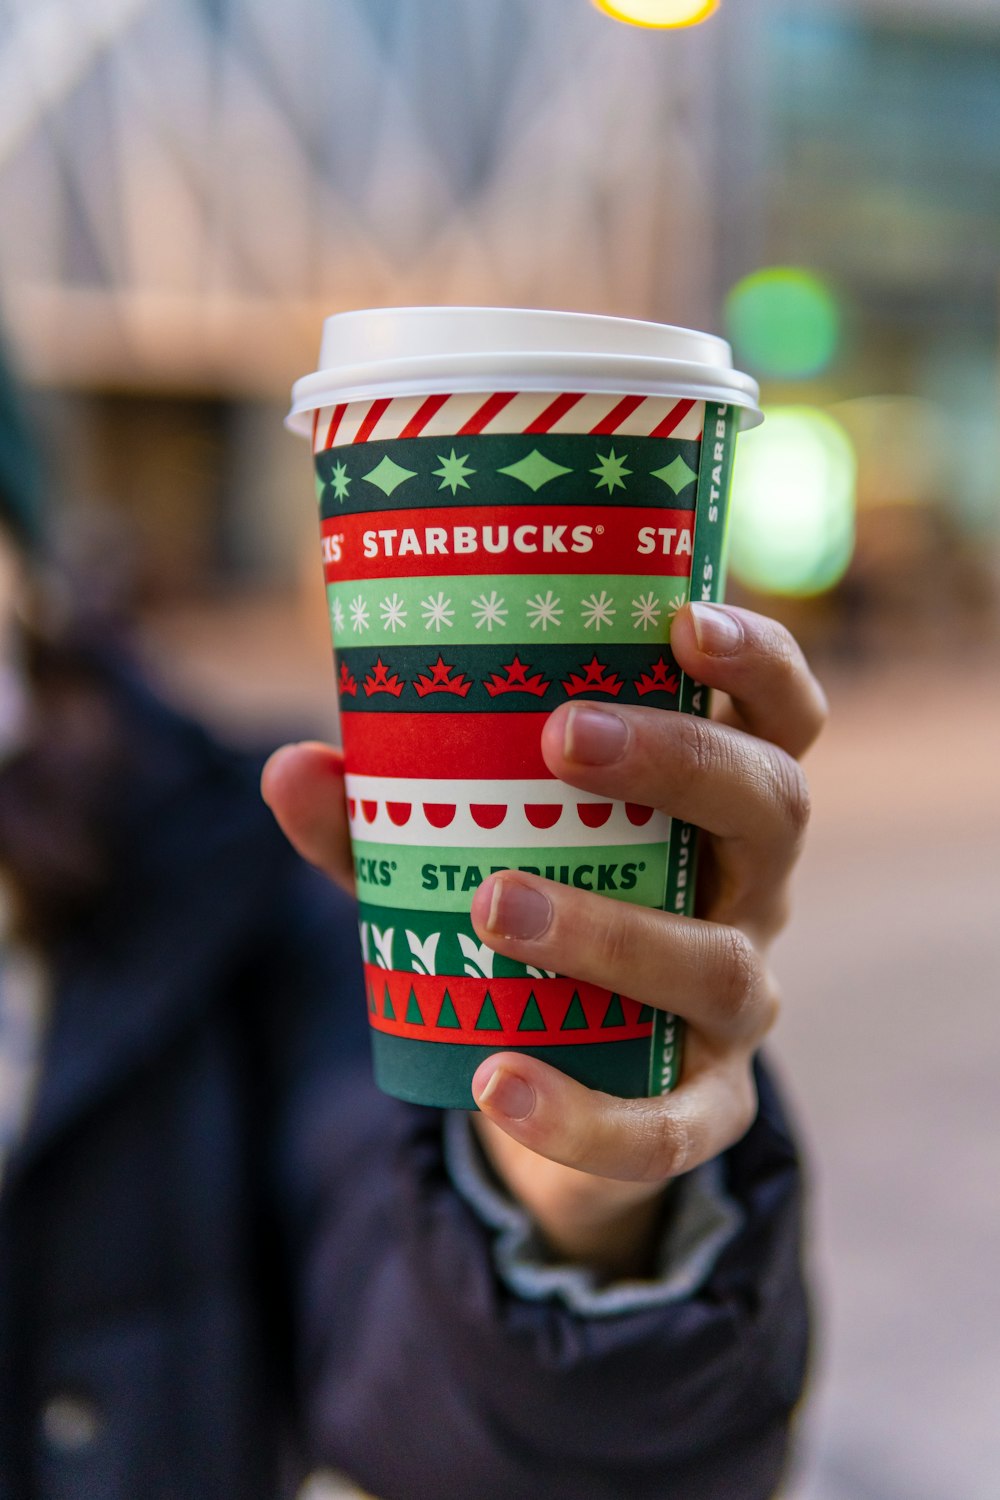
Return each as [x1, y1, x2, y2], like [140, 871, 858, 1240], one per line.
[472, 1114, 668, 1279]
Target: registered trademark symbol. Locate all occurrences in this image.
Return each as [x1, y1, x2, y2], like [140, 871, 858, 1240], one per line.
[390, 862, 397, 870]
[638, 862, 646, 872]
[596, 524, 605, 535]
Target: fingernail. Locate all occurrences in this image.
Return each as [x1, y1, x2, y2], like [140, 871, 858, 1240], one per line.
[484, 877, 552, 940]
[564, 704, 629, 765]
[689, 602, 743, 656]
[475, 1065, 536, 1121]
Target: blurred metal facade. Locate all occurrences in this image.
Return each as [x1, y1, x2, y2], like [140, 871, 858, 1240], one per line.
[0, 0, 721, 394]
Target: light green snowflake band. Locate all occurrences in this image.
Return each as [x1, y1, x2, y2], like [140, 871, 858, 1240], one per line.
[327, 574, 691, 649]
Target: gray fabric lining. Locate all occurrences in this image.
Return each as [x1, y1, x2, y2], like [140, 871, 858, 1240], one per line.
[443, 1109, 744, 1318]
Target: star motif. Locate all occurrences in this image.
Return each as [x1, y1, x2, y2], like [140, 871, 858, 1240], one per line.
[590, 447, 631, 494]
[427, 654, 458, 684]
[580, 655, 613, 686]
[635, 656, 681, 697]
[646, 659, 676, 689]
[433, 448, 475, 495]
[330, 460, 351, 502]
[503, 655, 531, 685]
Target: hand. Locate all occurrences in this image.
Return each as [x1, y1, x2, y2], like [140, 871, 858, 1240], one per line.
[466, 601, 825, 1276]
[262, 603, 826, 1279]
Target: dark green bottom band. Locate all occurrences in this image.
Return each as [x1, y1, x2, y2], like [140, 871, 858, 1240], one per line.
[371, 1031, 654, 1110]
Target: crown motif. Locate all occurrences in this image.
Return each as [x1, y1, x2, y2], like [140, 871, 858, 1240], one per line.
[561, 654, 624, 698]
[634, 657, 681, 697]
[483, 655, 551, 699]
[412, 655, 474, 699]
[338, 660, 358, 698]
[363, 657, 406, 698]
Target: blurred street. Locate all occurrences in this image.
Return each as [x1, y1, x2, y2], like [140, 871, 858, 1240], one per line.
[774, 647, 1000, 1500]
[141, 596, 1000, 1500]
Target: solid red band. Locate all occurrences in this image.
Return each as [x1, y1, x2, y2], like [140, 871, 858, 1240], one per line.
[340, 712, 553, 778]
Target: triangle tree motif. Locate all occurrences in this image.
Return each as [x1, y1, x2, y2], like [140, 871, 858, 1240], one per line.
[475, 991, 502, 1030]
[436, 989, 461, 1029]
[367, 980, 377, 1014]
[517, 993, 547, 1032]
[405, 986, 424, 1025]
[383, 982, 396, 1021]
[601, 994, 626, 1028]
[561, 992, 588, 1030]
[635, 1003, 654, 1024]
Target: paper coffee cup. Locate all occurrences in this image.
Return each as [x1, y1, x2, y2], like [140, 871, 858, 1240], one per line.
[289, 308, 761, 1108]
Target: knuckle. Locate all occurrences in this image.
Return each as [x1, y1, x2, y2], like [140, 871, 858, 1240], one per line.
[672, 712, 716, 790]
[592, 903, 639, 974]
[773, 752, 812, 840]
[714, 925, 761, 1027]
[624, 1105, 696, 1183]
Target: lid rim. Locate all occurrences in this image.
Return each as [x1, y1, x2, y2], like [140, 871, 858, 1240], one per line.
[289, 308, 763, 434]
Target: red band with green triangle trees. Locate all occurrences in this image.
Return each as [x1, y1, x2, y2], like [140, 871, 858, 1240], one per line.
[363, 967, 653, 1048]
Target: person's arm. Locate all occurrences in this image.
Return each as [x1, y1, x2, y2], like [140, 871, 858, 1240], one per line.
[262, 602, 824, 1499]
[263, 604, 824, 1269]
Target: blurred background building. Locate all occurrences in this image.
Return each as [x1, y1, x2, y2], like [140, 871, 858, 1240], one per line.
[0, 0, 996, 658]
[0, 2, 996, 1498]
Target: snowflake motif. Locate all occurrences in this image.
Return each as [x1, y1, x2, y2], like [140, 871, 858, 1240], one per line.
[421, 591, 455, 633]
[331, 599, 345, 634]
[580, 590, 616, 632]
[349, 594, 370, 633]
[665, 591, 686, 620]
[471, 591, 509, 633]
[526, 589, 563, 632]
[631, 592, 662, 632]
[379, 593, 408, 633]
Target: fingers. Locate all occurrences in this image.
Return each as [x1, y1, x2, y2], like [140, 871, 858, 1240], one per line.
[472, 1041, 758, 1184]
[470, 873, 779, 1048]
[670, 602, 828, 760]
[260, 741, 356, 893]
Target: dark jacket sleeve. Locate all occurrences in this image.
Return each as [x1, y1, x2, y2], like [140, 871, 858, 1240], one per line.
[265, 871, 810, 1500]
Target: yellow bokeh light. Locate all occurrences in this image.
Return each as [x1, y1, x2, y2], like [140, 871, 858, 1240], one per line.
[591, 0, 719, 28]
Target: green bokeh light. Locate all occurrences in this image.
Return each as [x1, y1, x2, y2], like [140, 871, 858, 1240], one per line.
[725, 267, 841, 380]
[728, 407, 856, 597]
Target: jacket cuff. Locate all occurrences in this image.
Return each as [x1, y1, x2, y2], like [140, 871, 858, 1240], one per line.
[442, 1110, 744, 1319]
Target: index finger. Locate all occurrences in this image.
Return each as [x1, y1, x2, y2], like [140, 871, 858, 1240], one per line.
[670, 603, 827, 760]
[261, 740, 356, 894]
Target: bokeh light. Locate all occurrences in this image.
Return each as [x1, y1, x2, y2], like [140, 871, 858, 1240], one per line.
[725, 267, 842, 380]
[591, 0, 719, 28]
[728, 407, 857, 596]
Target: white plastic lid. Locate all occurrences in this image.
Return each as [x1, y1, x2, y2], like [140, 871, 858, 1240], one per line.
[287, 306, 762, 433]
